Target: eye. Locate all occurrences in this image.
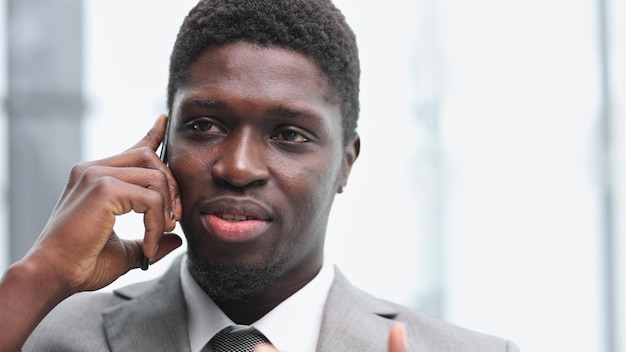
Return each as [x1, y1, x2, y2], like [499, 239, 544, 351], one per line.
[186, 118, 226, 135]
[272, 129, 309, 142]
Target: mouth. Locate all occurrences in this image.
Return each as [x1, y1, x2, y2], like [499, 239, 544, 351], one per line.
[217, 213, 261, 222]
[198, 198, 273, 242]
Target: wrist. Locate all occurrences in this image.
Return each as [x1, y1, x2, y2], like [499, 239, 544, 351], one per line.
[0, 257, 74, 351]
[7, 255, 75, 304]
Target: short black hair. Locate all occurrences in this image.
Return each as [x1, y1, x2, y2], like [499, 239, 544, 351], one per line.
[168, 0, 360, 144]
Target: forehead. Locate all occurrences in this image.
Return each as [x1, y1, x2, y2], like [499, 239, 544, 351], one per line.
[170, 42, 344, 141]
[178, 41, 333, 104]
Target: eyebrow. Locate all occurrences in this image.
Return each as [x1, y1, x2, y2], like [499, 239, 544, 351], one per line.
[268, 105, 322, 120]
[193, 98, 228, 110]
[187, 98, 321, 120]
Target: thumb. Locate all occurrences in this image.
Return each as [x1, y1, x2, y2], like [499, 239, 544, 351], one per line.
[146, 233, 183, 265]
[131, 233, 183, 269]
[127, 114, 168, 152]
[388, 323, 408, 352]
[254, 344, 279, 352]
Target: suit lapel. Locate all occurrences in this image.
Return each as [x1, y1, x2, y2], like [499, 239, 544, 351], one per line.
[103, 256, 191, 352]
[100, 261, 399, 351]
[317, 268, 399, 352]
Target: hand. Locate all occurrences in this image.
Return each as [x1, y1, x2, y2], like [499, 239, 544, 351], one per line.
[25, 114, 183, 294]
[252, 323, 409, 352]
[0, 115, 183, 352]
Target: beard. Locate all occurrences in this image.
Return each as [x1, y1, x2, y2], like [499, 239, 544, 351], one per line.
[186, 246, 290, 302]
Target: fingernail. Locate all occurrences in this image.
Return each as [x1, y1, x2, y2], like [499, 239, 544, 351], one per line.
[141, 255, 150, 271]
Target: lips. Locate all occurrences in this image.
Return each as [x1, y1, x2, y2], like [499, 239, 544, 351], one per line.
[198, 197, 273, 242]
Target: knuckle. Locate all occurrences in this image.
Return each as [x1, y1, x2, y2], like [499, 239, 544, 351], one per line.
[70, 163, 109, 189]
[90, 175, 117, 195]
[69, 161, 90, 181]
[133, 146, 157, 165]
[147, 188, 166, 208]
[142, 164, 171, 194]
[80, 165, 102, 183]
[153, 167, 169, 185]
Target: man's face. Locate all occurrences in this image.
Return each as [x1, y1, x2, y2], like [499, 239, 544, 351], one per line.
[167, 41, 358, 300]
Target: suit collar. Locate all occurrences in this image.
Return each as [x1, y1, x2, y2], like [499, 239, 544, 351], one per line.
[99, 259, 400, 352]
[103, 256, 191, 352]
[316, 267, 399, 352]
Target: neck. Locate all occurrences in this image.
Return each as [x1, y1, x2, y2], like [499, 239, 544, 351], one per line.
[215, 264, 323, 324]
[216, 299, 281, 325]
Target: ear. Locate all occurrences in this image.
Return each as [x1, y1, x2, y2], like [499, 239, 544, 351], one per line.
[337, 134, 360, 193]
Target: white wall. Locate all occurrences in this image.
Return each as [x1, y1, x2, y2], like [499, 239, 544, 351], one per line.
[437, 1, 603, 350]
[609, 0, 626, 350]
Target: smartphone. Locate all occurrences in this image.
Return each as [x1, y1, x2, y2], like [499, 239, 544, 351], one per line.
[160, 113, 172, 165]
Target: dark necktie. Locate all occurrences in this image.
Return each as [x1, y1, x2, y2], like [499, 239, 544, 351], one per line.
[208, 325, 272, 352]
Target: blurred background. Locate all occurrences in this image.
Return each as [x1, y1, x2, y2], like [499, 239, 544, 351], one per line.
[0, 0, 624, 351]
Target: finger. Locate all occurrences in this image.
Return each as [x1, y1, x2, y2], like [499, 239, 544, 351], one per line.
[68, 116, 176, 207]
[254, 344, 279, 352]
[85, 177, 168, 259]
[119, 116, 179, 216]
[126, 233, 183, 270]
[128, 114, 168, 151]
[150, 233, 183, 263]
[120, 142, 181, 223]
[78, 165, 177, 231]
[388, 323, 408, 352]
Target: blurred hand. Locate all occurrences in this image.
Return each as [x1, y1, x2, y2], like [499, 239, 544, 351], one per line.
[388, 323, 408, 352]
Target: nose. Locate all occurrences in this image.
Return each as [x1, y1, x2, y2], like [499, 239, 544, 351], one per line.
[211, 130, 269, 188]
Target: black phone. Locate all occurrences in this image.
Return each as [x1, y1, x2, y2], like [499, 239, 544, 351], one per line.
[159, 113, 172, 165]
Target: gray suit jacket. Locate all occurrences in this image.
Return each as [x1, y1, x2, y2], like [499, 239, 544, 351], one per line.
[23, 257, 519, 351]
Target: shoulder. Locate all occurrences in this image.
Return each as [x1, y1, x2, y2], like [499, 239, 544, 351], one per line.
[22, 290, 126, 351]
[327, 267, 519, 352]
[22, 277, 162, 351]
[391, 301, 520, 351]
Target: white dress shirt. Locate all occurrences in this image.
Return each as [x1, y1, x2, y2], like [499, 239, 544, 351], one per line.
[180, 256, 334, 352]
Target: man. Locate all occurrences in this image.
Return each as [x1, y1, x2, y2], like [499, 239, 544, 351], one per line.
[0, 0, 519, 351]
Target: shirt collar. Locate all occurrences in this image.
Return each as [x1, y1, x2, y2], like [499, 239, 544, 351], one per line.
[180, 256, 234, 352]
[180, 255, 334, 352]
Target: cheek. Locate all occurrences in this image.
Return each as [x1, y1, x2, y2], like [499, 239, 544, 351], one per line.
[167, 146, 212, 202]
[276, 156, 340, 220]
[276, 163, 339, 257]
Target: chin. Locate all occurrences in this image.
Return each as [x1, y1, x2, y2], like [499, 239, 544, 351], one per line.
[186, 246, 289, 302]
